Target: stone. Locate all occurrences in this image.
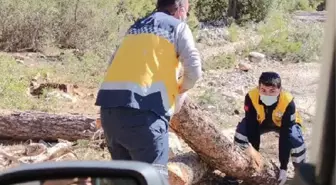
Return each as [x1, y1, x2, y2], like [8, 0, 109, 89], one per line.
[238, 62, 252, 71]
[16, 60, 24, 64]
[248, 52, 266, 63]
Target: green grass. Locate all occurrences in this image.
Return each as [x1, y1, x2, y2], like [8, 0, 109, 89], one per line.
[228, 22, 240, 42]
[0, 54, 52, 111]
[203, 54, 237, 71]
[54, 51, 105, 87]
[252, 10, 324, 62]
[0, 51, 105, 112]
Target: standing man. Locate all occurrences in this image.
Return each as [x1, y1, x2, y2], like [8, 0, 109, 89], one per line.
[95, 0, 202, 181]
[233, 72, 306, 185]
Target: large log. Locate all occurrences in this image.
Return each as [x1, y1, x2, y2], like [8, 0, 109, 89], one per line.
[168, 152, 209, 185]
[0, 111, 96, 141]
[170, 97, 279, 185]
[0, 110, 208, 185]
[168, 131, 209, 185]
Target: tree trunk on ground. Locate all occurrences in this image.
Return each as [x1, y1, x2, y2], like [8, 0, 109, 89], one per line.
[168, 152, 209, 185]
[0, 111, 208, 185]
[0, 111, 95, 141]
[170, 97, 279, 185]
[168, 131, 209, 185]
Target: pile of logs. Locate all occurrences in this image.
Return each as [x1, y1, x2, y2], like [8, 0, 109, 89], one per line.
[0, 97, 279, 185]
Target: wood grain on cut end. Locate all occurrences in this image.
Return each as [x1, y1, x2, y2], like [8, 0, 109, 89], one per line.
[168, 162, 189, 185]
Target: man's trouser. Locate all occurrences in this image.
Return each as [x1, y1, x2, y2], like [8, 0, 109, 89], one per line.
[100, 107, 169, 181]
[234, 118, 307, 167]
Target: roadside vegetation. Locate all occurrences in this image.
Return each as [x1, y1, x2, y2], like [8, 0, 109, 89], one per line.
[0, 0, 325, 112]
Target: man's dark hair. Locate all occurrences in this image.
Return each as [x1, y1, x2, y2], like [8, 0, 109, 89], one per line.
[156, 0, 186, 11]
[259, 72, 281, 88]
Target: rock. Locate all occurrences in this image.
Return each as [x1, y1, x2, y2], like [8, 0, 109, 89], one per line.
[46, 91, 77, 103]
[32, 73, 41, 81]
[16, 60, 24, 64]
[238, 62, 251, 71]
[235, 88, 245, 96]
[248, 52, 265, 63]
[208, 81, 215, 86]
[207, 105, 216, 111]
[88, 93, 95, 98]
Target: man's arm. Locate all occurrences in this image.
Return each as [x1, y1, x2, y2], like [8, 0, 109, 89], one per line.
[279, 100, 296, 170]
[244, 94, 261, 151]
[175, 23, 202, 93]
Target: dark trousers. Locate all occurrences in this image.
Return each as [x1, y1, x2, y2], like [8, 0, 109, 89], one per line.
[234, 118, 306, 166]
[100, 107, 169, 180]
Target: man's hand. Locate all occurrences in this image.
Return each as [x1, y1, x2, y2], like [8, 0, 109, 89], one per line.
[278, 169, 287, 185]
[178, 88, 188, 94]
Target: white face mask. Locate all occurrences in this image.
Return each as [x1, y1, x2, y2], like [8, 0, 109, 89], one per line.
[260, 95, 278, 106]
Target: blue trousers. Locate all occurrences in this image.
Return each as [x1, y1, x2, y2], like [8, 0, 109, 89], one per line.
[234, 118, 306, 166]
[100, 107, 169, 180]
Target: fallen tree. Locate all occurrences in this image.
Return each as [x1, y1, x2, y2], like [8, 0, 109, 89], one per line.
[168, 152, 209, 185]
[0, 110, 209, 185]
[168, 131, 209, 185]
[170, 97, 279, 185]
[0, 97, 280, 184]
[0, 111, 96, 141]
[90, 129, 210, 185]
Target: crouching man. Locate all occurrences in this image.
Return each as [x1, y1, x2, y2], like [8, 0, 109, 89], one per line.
[233, 72, 306, 185]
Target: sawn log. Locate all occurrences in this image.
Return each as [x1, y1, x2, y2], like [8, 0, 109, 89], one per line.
[170, 97, 280, 185]
[168, 131, 209, 185]
[0, 111, 96, 141]
[0, 110, 209, 184]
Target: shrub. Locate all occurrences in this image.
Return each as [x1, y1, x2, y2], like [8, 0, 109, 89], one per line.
[255, 10, 324, 62]
[271, 0, 315, 12]
[232, 0, 273, 24]
[194, 0, 229, 22]
[203, 53, 237, 71]
[0, 0, 155, 56]
[226, 0, 316, 25]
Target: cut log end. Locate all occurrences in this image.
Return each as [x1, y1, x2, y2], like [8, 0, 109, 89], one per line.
[168, 163, 189, 185]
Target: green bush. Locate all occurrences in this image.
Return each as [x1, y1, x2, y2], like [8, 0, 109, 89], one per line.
[271, 0, 315, 12]
[194, 0, 228, 22]
[187, 0, 200, 35]
[0, 0, 202, 58]
[288, 20, 324, 62]
[0, 0, 155, 56]
[203, 53, 237, 71]
[232, 0, 273, 24]
[255, 10, 324, 62]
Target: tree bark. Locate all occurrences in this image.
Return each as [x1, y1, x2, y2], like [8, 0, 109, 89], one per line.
[168, 152, 209, 185]
[168, 131, 209, 185]
[0, 111, 96, 141]
[170, 97, 279, 185]
[0, 111, 208, 185]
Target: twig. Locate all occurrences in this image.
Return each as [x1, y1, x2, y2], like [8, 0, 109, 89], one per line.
[0, 151, 26, 164]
